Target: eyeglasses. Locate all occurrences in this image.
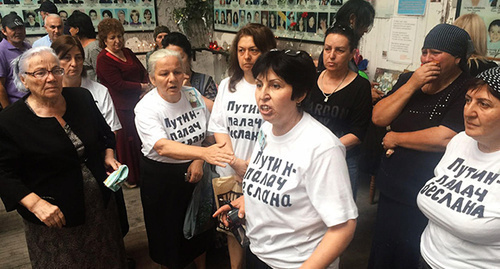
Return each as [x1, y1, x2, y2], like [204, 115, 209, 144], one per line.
[25, 68, 65, 79]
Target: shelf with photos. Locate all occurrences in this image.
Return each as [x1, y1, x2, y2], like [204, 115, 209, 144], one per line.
[0, 0, 157, 35]
[213, 0, 344, 43]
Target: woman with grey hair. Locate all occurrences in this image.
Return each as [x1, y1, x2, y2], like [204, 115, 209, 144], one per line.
[134, 48, 233, 269]
[0, 46, 127, 268]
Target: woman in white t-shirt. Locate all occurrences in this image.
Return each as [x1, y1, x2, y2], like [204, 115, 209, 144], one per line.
[214, 49, 358, 269]
[417, 67, 500, 269]
[208, 23, 276, 269]
[51, 35, 122, 132]
[134, 49, 233, 269]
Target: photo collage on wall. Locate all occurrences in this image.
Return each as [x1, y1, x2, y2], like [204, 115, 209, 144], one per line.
[214, 0, 344, 42]
[0, 0, 157, 35]
[458, 0, 500, 59]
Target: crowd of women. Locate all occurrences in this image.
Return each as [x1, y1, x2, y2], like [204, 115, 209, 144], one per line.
[0, 0, 499, 268]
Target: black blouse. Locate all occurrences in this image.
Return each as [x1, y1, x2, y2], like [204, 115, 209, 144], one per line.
[0, 87, 115, 226]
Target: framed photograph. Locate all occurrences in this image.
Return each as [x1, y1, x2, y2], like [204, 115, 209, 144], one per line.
[0, 0, 158, 36]
[213, 0, 345, 43]
[456, 0, 500, 59]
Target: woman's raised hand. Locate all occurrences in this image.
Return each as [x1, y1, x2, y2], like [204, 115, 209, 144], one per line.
[212, 196, 245, 227]
[203, 142, 234, 167]
[408, 62, 441, 89]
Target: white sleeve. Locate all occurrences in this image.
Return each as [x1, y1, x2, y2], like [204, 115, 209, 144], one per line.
[305, 145, 358, 227]
[208, 78, 229, 134]
[101, 88, 122, 132]
[134, 99, 169, 156]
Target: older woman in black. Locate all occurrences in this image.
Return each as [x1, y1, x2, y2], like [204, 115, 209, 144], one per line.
[368, 24, 473, 269]
[0, 47, 126, 268]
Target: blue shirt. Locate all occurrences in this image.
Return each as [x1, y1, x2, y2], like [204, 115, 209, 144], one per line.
[32, 35, 52, 48]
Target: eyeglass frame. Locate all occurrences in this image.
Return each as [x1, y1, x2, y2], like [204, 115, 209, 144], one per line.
[24, 67, 65, 79]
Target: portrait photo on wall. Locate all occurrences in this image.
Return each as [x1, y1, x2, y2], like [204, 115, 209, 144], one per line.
[306, 12, 316, 33]
[246, 10, 252, 24]
[115, 9, 129, 25]
[297, 12, 307, 32]
[317, 12, 328, 34]
[147, 7, 157, 19]
[129, 9, 141, 26]
[214, 9, 220, 24]
[220, 9, 226, 24]
[232, 10, 239, 27]
[102, 9, 113, 19]
[23, 10, 41, 28]
[226, 9, 232, 26]
[239, 9, 245, 25]
[268, 11, 277, 29]
[261, 10, 269, 27]
[253, 10, 260, 23]
[277, 11, 286, 30]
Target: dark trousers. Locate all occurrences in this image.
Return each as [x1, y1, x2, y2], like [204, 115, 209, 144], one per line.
[368, 194, 429, 269]
[246, 247, 272, 269]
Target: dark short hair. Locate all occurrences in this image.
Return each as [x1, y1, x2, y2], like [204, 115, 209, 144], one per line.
[252, 49, 316, 102]
[161, 32, 192, 59]
[229, 23, 276, 92]
[153, 25, 170, 39]
[97, 18, 124, 49]
[324, 25, 359, 52]
[101, 10, 113, 19]
[67, 11, 96, 39]
[466, 78, 500, 101]
[489, 19, 500, 31]
[51, 35, 86, 76]
[334, 0, 375, 38]
[130, 9, 139, 20]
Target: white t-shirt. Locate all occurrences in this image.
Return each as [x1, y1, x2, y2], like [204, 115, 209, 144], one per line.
[134, 86, 210, 163]
[417, 132, 500, 269]
[244, 113, 358, 269]
[81, 77, 122, 132]
[208, 77, 263, 176]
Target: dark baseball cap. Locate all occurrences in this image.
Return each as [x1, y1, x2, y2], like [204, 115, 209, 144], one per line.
[35, 1, 58, 14]
[2, 12, 24, 29]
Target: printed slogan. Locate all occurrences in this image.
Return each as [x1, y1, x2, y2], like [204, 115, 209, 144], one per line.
[420, 157, 500, 218]
[242, 150, 296, 208]
[164, 110, 205, 145]
[227, 101, 263, 141]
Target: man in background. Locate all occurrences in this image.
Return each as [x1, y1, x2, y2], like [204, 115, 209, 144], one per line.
[0, 12, 31, 108]
[32, 14, 63, 47]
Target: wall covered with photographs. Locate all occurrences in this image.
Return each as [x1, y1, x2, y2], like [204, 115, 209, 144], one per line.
[457, 0, 500, 59]
[0, 0, 157, 35]
[214, 0, 345, 42]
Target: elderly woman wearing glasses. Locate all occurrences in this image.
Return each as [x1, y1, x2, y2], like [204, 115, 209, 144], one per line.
[0, 47, 127, 268]
[214, 49, 358, 269]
